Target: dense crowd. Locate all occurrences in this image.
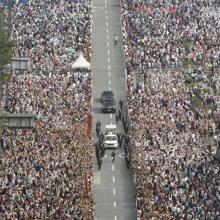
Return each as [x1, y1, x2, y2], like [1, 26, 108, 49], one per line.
[121, 0, 220, 68]
[12, 0, 92, 72]
[0, 0, 94, 219]
[120, 0, 220, 219]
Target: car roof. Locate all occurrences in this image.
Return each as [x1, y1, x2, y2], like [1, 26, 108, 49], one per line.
[106, 133, 117, 137]
[103, 99, 114, 103]
[102, 91, 114, 95]
[105, 124, 116, 129]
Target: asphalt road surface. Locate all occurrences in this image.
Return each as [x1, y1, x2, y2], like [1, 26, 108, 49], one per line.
[91, 0, 137, 219]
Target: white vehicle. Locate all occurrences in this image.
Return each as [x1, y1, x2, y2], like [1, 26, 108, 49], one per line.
[104, 124, 118, 149]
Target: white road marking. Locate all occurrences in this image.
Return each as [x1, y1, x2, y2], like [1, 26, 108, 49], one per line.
[107, 35, 109, 40]
[105, 9, 107, 15]
[112, 164, 114, 171]
[118, 152, 125, 158]
[94, 171, 101, 184]
[110, 113, 112, 119]
[114, 201, 117, 207]
[115, 216, 117, 220]
[108, 72, 111, 77]
[113, 176, 115, 183]
[108, 49, 110, 55]
[113, 188, 116, 195]
[108, 65, 110, 70]
[107, 42, 109, 47]
[106, 15, 108, 20]
[106, 22, 108, 27]
[108, 57, 110, 63]
[109, 87, 111, 91]
[109, 80, 111, 85]
[106, 28, 108, 33]
[93, 6, 105, 10]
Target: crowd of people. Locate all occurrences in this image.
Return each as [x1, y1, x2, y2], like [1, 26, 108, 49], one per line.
[2, 0, 220, 219]
[12, 0, 92, 73]
[120, 0, 220, 219]
[0, 0, 94, 219]
[121, 0, 220, 69]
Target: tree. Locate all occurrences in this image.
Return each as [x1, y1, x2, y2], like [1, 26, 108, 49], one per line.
[0, 12, 12, 68]
[0, 11, 12, 92]
[0, 12, 12, 132]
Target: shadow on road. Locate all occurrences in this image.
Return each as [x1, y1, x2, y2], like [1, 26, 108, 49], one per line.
[93, 107, 102, 113]
[93, 97, 101, 103]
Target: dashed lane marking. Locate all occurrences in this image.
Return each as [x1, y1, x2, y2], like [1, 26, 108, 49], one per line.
[113, 176, 115, 183]
[113, 188, 116, 195]
[114, 201, 117, 207]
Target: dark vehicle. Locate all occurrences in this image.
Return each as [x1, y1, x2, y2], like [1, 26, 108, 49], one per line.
[101, 91, 116, 113]
[101, 91, 114, 103]
[102, 99, 116, 113]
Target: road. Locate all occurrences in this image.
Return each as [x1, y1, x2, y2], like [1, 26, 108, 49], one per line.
[91, 0, 137, 219]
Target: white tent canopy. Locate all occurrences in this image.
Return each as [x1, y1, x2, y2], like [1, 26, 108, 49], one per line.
[72, 54, 90, 69]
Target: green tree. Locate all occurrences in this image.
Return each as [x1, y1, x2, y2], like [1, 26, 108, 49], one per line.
[0, 12, 12, 67]
[0, 12, 12, 132]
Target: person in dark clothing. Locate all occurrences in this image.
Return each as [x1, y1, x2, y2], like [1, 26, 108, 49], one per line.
[117, 110, 122, 120]
[125, 152, 130, 168]
[100, 147, 105, 158]
[124, 145, 128, 154]
[99, 132, 104, 143]
[95, 145, 99, 159]
[111, 150, 116, 162]
[96, 126, 100, 136]
[117, 133, 123, 149]
[122, 116, 127, 130]
[115, 112, 119, 123]
[125, 123, 129, 134]
[119, 99, 123, 110]
[96, 120, 101, 128]
[98, 157, 102, 170]
[96, 120, 101, 136]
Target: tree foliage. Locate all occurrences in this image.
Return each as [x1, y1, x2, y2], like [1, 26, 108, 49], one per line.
[0, 12, 12, 131]
[0, 12, 12, 67]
